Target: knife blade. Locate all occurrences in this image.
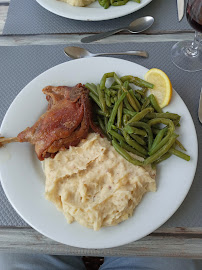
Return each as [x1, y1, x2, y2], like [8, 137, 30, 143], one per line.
[177, 0, 184, 21]
[198, 88, 202, 124]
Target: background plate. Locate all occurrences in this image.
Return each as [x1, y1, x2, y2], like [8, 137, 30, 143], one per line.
[36, 0, 152, 21]
[0, 58, 198, 248]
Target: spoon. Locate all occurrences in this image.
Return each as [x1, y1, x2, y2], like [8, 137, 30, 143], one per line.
[81, 16, 154, 43]
[64, 46, 149, 59]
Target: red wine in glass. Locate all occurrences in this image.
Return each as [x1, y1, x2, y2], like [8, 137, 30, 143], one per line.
[186, 0, 202, 33]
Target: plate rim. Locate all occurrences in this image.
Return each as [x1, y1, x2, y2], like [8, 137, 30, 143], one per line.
[0, 57, 198, 249]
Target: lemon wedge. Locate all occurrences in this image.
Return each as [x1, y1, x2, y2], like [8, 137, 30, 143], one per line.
[145, 68, 172, 108]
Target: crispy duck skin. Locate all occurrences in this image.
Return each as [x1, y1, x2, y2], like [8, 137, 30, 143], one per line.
[0, 84, 102, 161]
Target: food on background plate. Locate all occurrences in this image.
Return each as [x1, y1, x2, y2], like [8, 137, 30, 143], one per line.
[58, 0, 141, 8]
[0, 69, 190, 231]
[44, 133, 156, 231]
[59, 0, 95, 7]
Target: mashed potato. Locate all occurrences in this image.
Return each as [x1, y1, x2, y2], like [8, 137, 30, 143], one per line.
[44, 133, 156, 231]
[59, 0, 95, 7]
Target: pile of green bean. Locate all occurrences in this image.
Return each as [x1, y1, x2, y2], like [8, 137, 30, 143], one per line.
[85, 72, 190, 167]
[98, 0, 140, 9]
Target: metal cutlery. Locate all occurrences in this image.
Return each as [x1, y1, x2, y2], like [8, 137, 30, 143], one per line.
[177, 0, 184, 21]
[64, 46, 149, 59]
[81, 16, 154, 43]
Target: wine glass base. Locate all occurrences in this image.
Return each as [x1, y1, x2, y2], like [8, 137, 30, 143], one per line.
[171, 41, 202, 72]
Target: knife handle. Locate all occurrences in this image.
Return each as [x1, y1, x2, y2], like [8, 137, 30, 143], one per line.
[96, 51, 149, 58]
[81, 28, 124, 43]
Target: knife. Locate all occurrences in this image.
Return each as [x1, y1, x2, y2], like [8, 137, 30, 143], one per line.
[177, 0, 184, 21]
[198, 88, 202, 124]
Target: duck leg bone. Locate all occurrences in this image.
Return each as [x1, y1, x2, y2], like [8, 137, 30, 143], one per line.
[0, 137, 19, 147]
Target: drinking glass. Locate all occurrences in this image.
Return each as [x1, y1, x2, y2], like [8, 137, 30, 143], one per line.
[171, 0, 202, 72]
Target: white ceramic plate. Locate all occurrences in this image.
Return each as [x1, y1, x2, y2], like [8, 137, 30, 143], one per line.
[0, 58, 198, 249]
[36, 0, 152, 21]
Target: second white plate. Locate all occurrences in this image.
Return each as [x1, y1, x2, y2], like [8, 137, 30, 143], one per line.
[36, 0, 152, 21]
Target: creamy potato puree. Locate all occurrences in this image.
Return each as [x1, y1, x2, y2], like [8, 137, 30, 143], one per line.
[59, 0, 95, 7]
[44, 133, 156, 231]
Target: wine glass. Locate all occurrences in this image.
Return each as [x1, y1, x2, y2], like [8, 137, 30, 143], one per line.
[171, 0, 202, 72]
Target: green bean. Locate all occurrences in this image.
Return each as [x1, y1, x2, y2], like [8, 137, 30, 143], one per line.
[141, 97, 150, 110]
[107, 92, 127, 131]
[120, 140, 146, 158]
[150, 127, 168, 152]
[97, 116, 105, 132]
[134, 93, 141, 101]
[105, 88, 117, 98]
[125, 91, 140, 111]
[145, 112, 181, 120]
[114, 73, 139, 112]
[104, 0, 110, 8]
[129, 121, 153, 151]
[85, 83, 98, 97]
[104, 88, 111, 97]
[97, 84, 107, 114]
[123, 96, 135, 111]
[148, 118, 175, 132]
[111, 97, 115, 104]
[109, 130, 125, 142]
[98, 0, 105, 6]
[117, 89, 123, 128]
[100, 72, 114, 90]
[173, 118, 181, 127]
[123, 125, 147, 137]
[112, 0, 129, 6]
[130, 134, 146, 146]
[127, 107, 154, 124]
[144, 133, 178, 165]
[153, 152, 172, 165]
[111, 125, 118, 131]
[123, 108, 137, 117]
[133, 0, 141, 2]
[149, 94, 162, 113]
[142, 87, 148, 95]
[123, 114, 130, 126]
[109, 89, 118, 96]
[104, 116, 108, 133]
[110, 85, 121, 91]
[128, 89, 141, 111]
[148, 118, 175, 155]
[95, 109, 106, 116]
[123, 80, 129, 90]
[89, 92, 102, 109]
[121, 75, 154, 89]
[91, 83, 97, 88]
[140, 97, 145, 104]
[168, 148, 190, 161]
[175, 139, 186, 151]
[114, 73, 123, 86]
[105, 93, 111, 107]
[112, 139, 143, 166]
[135, 89, 145, 97]
[122, 130, 147, 155]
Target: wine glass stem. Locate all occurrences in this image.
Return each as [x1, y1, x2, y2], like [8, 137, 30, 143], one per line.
[184, 32, 201, 57]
